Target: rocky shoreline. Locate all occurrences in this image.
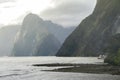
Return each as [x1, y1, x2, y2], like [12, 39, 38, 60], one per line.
[33, 63, 120, 75]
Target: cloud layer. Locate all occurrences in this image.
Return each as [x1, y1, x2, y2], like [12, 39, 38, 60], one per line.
[0, 0, 15, 3]
[0, 0, 96, 27]
[40, 0, 96, 27]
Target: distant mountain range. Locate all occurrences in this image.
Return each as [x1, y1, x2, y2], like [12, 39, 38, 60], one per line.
[0, 25, 20, 56]
[0, 13, 75, 56]
[12, 13, 61, 56]
[42, 20, 76, 44]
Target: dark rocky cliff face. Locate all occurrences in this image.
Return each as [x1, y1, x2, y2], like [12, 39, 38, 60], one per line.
[57, 0, 120, 57]
[104, 34, 120, 66]
[12, 13, 61, 56]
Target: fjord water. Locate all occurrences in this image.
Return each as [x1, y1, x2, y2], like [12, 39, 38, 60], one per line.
[0, 57, 120, 80]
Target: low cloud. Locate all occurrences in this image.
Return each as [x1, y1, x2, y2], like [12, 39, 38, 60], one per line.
[0, 0, 15, 3]
[40, 0, 96, 27]
[0, 0, 96, 27]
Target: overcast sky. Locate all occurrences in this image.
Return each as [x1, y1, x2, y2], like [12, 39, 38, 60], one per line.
[0, 0, 96, 28]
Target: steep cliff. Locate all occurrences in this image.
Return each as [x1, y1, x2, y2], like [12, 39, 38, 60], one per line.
[104, 34, 120, 66]
[12, 13, 60, 56]
[57, 0, 120, 56]
[0, 25, 20, 56]
[43, 21, 75, 44]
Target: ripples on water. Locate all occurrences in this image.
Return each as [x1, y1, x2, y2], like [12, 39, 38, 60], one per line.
[0, 57, 119, 80]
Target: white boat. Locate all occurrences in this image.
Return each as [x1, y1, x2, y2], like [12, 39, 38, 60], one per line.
[98, 55, 106, 59]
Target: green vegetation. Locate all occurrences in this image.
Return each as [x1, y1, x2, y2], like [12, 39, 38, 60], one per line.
[57, 0, 120, 57]
[104, 34, 120, 66]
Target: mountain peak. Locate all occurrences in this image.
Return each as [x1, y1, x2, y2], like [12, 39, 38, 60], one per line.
[22, 13, 43, 25]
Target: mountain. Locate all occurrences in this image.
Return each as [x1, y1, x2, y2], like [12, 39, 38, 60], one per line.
[0, 25, 20, 56]
[57, 0, 120, 57]
[12, 13, 61, 56]
[104, 34, 120, 66]
[43, 21, 75, 44]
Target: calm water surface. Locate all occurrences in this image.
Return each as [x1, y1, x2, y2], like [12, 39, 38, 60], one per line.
[0, 57, 119, 80]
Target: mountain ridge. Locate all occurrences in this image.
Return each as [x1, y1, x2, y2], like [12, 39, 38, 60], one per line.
[56, 0, 120, 57]
[12, 13, 61, 56]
